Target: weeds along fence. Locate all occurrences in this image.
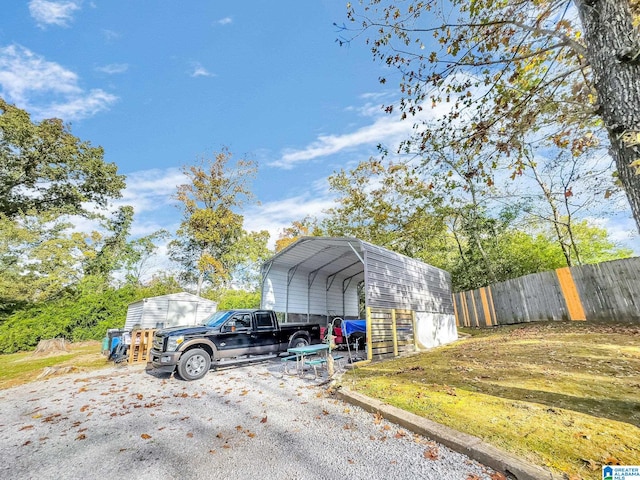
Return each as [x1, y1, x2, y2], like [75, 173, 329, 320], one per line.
[453, 257, 640, 327]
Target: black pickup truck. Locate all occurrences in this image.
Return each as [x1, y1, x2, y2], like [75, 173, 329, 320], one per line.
[149, 309, 322, 380]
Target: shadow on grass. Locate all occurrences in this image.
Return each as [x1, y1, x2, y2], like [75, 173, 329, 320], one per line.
[452, 381, 640, 427]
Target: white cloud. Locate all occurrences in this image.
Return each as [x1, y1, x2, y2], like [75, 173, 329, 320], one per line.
[95, 63, 128, 74]
[29, 0, 81, 28]
[217, 17, 233, 25]
[102, 29, 121, 41]
[190, 62, 214, 78]
[118, 167, 337, 249]
[587, 215, 640, 254]
[116, 167, 184, 215]
[268, 90, 446, 170]
[243, 181, 336, 247]
[270, 115, 414, 169]
[0, 44, 117, 120]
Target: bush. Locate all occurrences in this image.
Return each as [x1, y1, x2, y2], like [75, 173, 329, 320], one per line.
[0, 283, 136, 353]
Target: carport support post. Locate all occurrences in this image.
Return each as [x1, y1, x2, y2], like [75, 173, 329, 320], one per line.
[391, 309, 398, 357]
[366, 307, 373, 361]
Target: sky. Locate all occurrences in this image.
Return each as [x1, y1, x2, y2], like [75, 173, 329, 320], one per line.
[2, 0, 639, 264]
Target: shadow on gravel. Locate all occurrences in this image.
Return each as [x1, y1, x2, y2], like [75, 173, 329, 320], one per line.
[144, 365, 173, 379]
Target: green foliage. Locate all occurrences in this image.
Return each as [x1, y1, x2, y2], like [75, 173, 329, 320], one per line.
[0, 276, 184, 354]
[449, 222, 567, 291]
[207, 289, 261, 310]
[316, 156, 631, 291]
[0, 98, 125, 218]
[552, 219, 634, 265]
[170, 148, 263, 293]
[322, 159, 454, 267]
[0, 210, 90, 307]
[224, 230, 272, 290]
[344, 0, 640, 235]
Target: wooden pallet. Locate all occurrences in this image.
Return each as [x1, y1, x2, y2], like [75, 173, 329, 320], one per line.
[128, 329, 155, 364]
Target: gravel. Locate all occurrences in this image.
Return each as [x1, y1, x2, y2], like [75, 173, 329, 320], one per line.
[0, 360, 498, 480]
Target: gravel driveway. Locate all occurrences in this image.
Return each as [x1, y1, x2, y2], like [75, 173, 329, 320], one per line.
[0, 360, 497, 480]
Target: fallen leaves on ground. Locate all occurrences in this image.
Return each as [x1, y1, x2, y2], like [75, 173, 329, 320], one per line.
[424, 446, 439, 460]
[581, 459, 599, 471]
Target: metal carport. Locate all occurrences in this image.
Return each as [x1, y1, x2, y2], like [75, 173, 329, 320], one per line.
[260, 237, 458, 360]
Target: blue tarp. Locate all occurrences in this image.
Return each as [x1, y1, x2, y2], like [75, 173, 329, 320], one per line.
[342, 320, 366, 336]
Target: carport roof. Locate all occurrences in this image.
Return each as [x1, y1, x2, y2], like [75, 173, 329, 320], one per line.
[262, 237, 368, 279]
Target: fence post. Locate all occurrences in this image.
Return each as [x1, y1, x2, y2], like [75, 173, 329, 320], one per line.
[556, 267, 586, 321]
[391, 309, 398, 357]
[365, 306, 373, 361]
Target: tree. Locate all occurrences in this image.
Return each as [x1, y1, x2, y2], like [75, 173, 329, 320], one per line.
[0, 98, 125, 219]
[511, 144, 625, 266]
[207, 289, 261, 310]
[321, 158, 455, 268]
[0, 210, 89, 309]
[222, 229, 271, 290]
[84, 206, 135, 279]
[120, 229, 170, 286]
[169, 149, 257, 294]
[275, 217, 322, 252]
[343, 0, 640, 234]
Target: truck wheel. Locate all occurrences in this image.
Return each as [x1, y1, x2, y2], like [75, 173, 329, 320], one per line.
[176, 348, 211, 381]
[290, 336, 309, 349]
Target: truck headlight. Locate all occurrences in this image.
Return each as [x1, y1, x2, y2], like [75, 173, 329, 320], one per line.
[167, 335, 184, 351]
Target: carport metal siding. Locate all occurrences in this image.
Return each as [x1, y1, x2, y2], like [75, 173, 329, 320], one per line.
[262, 265, 361, 319]
[362, 243, 454, 315]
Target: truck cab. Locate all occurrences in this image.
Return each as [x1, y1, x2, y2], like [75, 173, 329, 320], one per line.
[149, 309, 321, 381]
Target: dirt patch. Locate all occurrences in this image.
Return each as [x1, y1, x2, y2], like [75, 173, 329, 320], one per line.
[32, 339, 71, 357]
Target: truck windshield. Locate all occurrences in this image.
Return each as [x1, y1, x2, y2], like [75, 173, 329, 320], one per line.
[203, 311, 234, 328]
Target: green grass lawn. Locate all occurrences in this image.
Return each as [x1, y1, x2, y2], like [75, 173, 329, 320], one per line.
[341, 321, 640, 480]
[0, 341, 112, 390]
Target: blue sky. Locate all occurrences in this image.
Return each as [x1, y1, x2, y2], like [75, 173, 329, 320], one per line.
[1, 1, 413, 242]
[2, 0, 639, 258]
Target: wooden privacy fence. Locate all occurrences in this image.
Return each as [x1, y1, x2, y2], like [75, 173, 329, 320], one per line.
[365, 307, 418, 360]
[128, 329, 155, 364]
[453, 257, 640, 327]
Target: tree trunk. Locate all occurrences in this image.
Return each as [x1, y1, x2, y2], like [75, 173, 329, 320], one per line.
[576, 0, 640, 233]
[528, 160, 574, 266]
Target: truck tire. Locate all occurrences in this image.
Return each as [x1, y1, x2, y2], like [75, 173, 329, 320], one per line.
[289, 335, 309, 349]
[176, 348, 211, 381]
